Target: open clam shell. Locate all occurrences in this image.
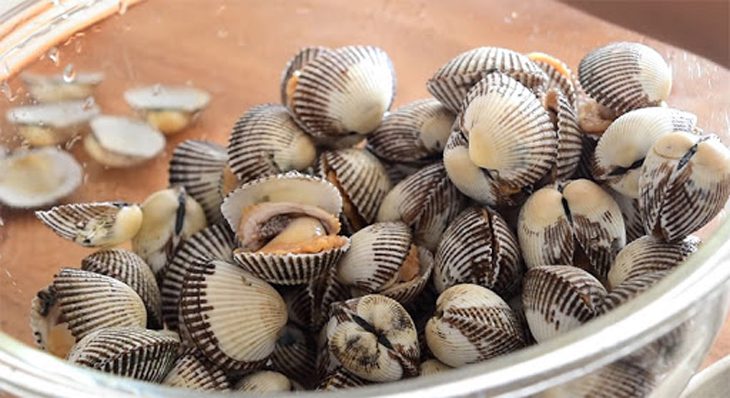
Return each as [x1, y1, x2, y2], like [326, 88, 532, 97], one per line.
[235, 370, 295, 392]
[434, 207, 523, 296]
[523, 265, 606, 342]
[81, 249, 162, 329]
[427, 47, 547, 113]
[85, 116, 166, 168]
[21, 71, 104, 102]
[162, 348, 230, 391]
[377, 162, 467, 250]
[527, 52, 577, 108]
[268, 323, 317, 389]
[280, 46, 335, 106]
[36, 201, 143, 247]
[640, 132, 730, 242]
[179, 259, 287, 372]
[68, 327, 180, 382]
[578, 42, 672, 115]
[228, 104, 317, 184]
[0, 147, 82, 209]
[124, 85, 210, 134]
[425, 284, 526, 367]
[6, 100, 100, 146]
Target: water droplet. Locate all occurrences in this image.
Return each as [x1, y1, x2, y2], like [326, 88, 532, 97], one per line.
[63, 64, 76, 83]
[0, 81, 16, 101]
[74, 39, 83, 53]
[65, 135, 82, 150]
[47, 47, 60, 65]
[83, 97, 96, 110]
[118, 0, 129, 15]
[217, 29, 229, 39]
[152, 84, 162, 96]
[511, 11, 519, 19]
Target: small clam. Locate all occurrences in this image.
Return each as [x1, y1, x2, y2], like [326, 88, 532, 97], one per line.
[316, 367, 370, 391]
[131, 186, 207, 277]
[542, 360, 656, 398]
[640, 132, 730, 242]
[434, 207, 522, 296]
[318, 149, 392, 233]
[593, 107, 697, 198]
[280, 46, 335, 105]
[523, 265, 606, 342]
[81, 248, 163, 329]
[377, 162, 467, 250]
[326, 294, 419, 382]
[578, 42, 672, 115]
[6, 100, 99, 146]
[285, 45, 396, 147]
[427, 47, 547, 113]
[21, 71, 104, 102]
[0, 147, 81, 208]
[235, 370, 295, 392]
[368, 99, 456, 165]
[527, 52, 577, 107]
[518, 179, 625, 280]
[36, 201, 143, 247]
[221, 173, 350, 285]
[336, 222, 433, 303]
[609, 189, 644, 243]
[268, 323, 317, 388]
[179, 259, 287, 371]
[228, 104, 317, 184]
[84, 116, 166, 168]
[419, 358, 452, 376]
[162, 348, 230, 391]
[124, 85, 210, 134]
[68, 327, 179, 382]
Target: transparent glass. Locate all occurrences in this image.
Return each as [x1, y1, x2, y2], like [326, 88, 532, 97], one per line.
[0, 1, 728, 397]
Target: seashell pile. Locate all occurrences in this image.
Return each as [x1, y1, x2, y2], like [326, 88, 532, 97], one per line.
[26, 41, 730, 395]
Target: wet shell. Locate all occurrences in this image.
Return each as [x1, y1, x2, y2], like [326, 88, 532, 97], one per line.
[522, 265, 606, 342]
[68, 327, 179, 382]
[518, 179, 625, 280]
[162, 348, 230, 391]
[280, 46, 335, 106]
[179, 259, 287, 371]
[578, 42, 672, 115]
[21, 71, 103, 102]
[377, 162, 467, 250]
[326, 294, 419, 382]
[427, 47, 547, 113]
[609, 189, 644, 243]
[268, 323, 317, 388]
[368, 99, 456, 164]
[425, 284, 526, 367]
[81, 249, 163, 329]
[160, 223, 234, 332]
[593, 107, 698, 198]
[543, 360, 656, 398]
[527, 52, 577, 107]
[235, 370, 295, 392]
[640, 132, 730, 242]
[36, 202, 143, 247]
[84, 116, 166, 167]
[316, 366, 370, 391]
[607, 235, 699, 289]
[169, 140, 229, 224]
[434, 207, 522, 296]
[602, 270, 669, 313]
[6, 100, 100, 146]
[419, 358, 452, 376]
[227, 104, 317, 184]
[288, 45, 396, 146]
[124, 85, 210, 134]
[543, 88, 582, 181]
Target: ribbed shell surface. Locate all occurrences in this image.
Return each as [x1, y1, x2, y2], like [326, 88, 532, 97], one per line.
[162, 348, 230, 390]
[317, 367, 370, 390]
[235, 371, 294, 392]
[551, 89, 582, 181]
[269, 323, 317, 388]
[280, 46, 334, 105]
[610, 189, 645, 243]
[528, 51, 578, 107]
[602, 270, 669, 313]
[35, 201, 140, 247]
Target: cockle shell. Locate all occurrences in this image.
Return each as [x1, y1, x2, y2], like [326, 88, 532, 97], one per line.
[162, 348, 230, 391]
[124, 85, 210, 134]
[6, 100, 100, 146]
[527, 52, 577, 107]
[268, 323, 317, 389]
[84, 116, 166, 167]
[419, 358, 453, 376]
[434, 207, 522, 295]
[522, 265, 606, 342]
[543, 88, 582, 181]
[602, 270, 669, 313]
[316, 367, 370, 391]
[235, 370, 295, 392]
[280, 46, 335, 106]
[425, 284, 526, 367]
[609, 189, 644, 243]
[21, 71, 104, 102]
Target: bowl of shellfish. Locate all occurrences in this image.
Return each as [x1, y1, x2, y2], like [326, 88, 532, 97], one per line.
[1, 1, 729, 397]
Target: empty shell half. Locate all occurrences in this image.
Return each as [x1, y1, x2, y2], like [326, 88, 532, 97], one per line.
[235, 370, 295, 392]
[21, 71, 104, 102]
[84, 116, 166, 168]
[162, 348, 230, 391]
[124, 85, 210, 134]
[6, 99, 100, 146]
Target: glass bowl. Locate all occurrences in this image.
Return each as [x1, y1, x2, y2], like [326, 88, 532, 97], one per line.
[0, 1, 728, 397]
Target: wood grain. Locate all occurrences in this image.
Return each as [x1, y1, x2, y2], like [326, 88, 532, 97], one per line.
[0, 0, 728, 379]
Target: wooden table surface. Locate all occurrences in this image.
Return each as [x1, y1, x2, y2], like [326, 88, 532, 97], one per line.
[0, 0, 728, 380]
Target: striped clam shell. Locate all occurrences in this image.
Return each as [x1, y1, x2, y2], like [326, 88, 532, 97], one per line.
[527, 52, 578, 107]
[640, 132, 730, 242]
[318, 148, 392, 232]
[543, 88, 582, 182]
[610, 190, 645, 244]
[543, 360, 656, 398]
[235, 370, 295, 392]
[607, 235, 699, 289]
[425, 284, 526, 367]
[368, 99, 456, 164]
[578, 41, 672, 115]
[380, 159, 423, 186]
[593, 107, 698, 198]
[573, 133, 599, 180]
[68, 327, 179, 382]
[227, 104, 317, 184]
[427, 47, 548, 113]
[522, 265, 606, 343]
[81, 249, 162, 329]
[419, 358, 452, 376]
[30, 287, 75, 357]
[518, 179, 626, 280]
[179, 259, 287, 372]
[35, 201, 143, 247]
[280, 46, 335, 106]
[316, 366, 370, 391]
[288, 45, 396, 144]
[434, 207, 523, 296]
[162, 348, 230, 391]
[160, 223, 234, 331]
[268, 323, 318, 389]
[169, 140, 229, 224]
[377, 162, 467, 250]
[602, 270, 669, 313]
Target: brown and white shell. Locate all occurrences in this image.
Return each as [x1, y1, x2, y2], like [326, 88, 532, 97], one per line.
[35, 201, 143, 247]
[609, 189, 645, 244]
[522, 265, 606, 342]
[527, 52, 578, 108]
[542, 88, 582, 182]
[640, 132, 730, 242]
[425, 284, 526, 367]
[316, 366, 370, 391]
[434, 207, 522, 296]
[427, 47, 547, 113]
[268, 323, 317, 389]
[419, 358, 453, 376]
[380, 159, 423, 186]
[235, 370, 295, 392]
[280, 46, 335, 106]
[162, 348, 230, 391]
[377, 162, 467, 250]
[602, 270, 669, 313]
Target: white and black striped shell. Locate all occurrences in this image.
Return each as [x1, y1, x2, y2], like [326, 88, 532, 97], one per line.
[609, 189, 645, 244]
[542, 88, 582, 182]
[235, 370, 296, 392]
[602, 270, 669, 313]
[280, 46, 335, 105]
[162, 348, 230, 391]
[527, 52, 578, 108]
[316, 367, 370, 391]
[268, 323, 317, 389]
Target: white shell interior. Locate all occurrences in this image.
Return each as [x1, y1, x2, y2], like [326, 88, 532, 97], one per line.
[6, 100, 100, 127]
[89, 116, 166, 158]
[124, 85, 211, 111]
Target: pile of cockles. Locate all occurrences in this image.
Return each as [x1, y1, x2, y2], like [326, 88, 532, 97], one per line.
[26, 42, 730, 395]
